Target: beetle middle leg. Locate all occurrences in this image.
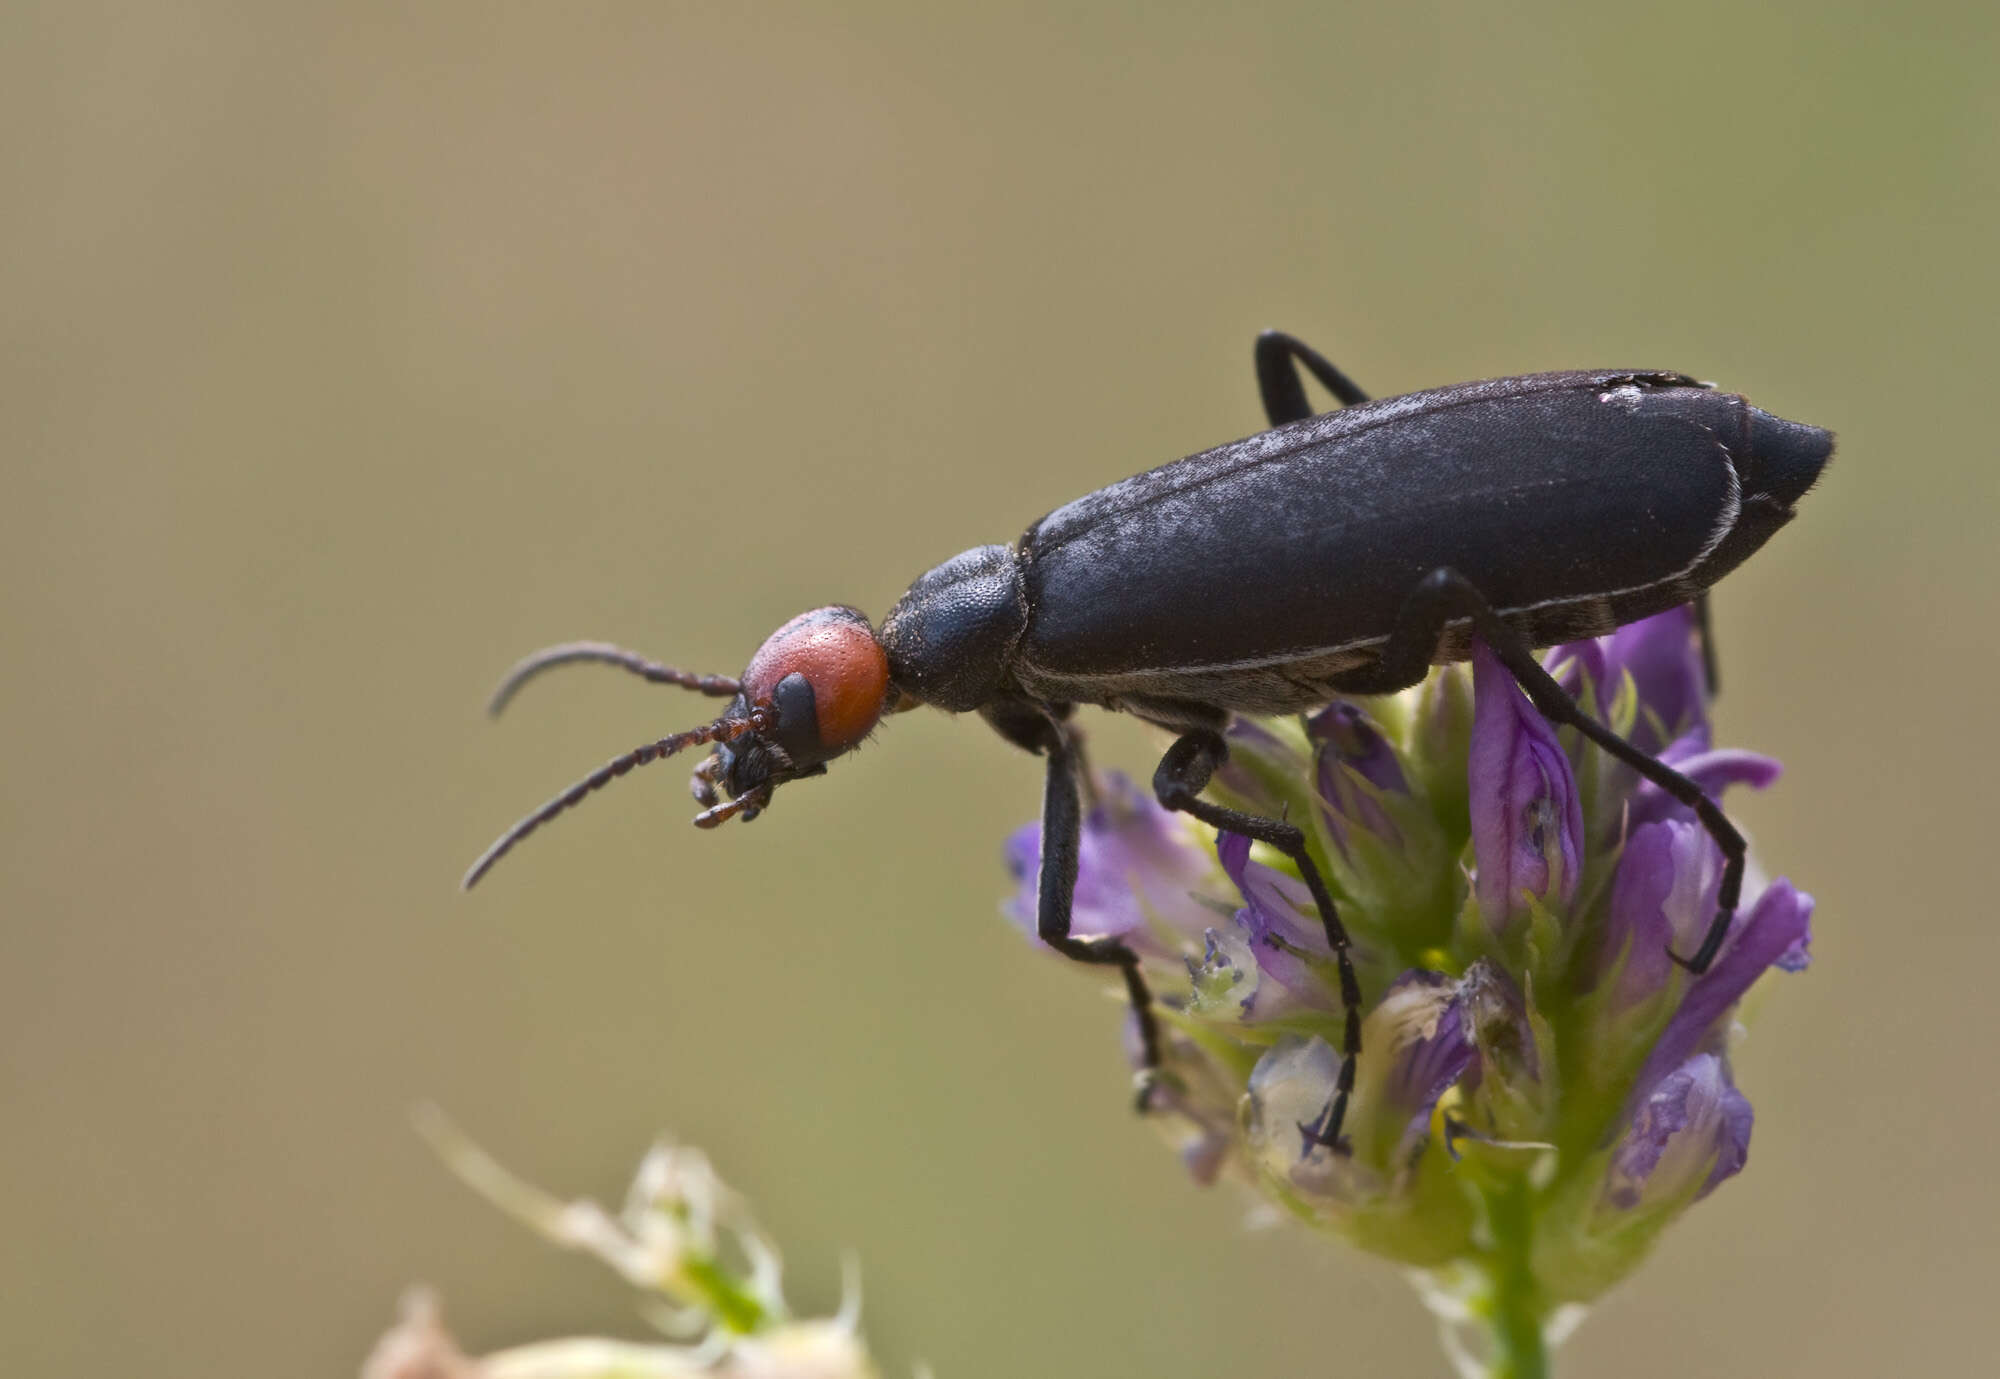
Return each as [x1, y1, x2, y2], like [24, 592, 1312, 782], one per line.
[983, 700, 1162, 1106]
[1148, 715, 1362, 1153]
[1335, 567, 1746, 974]
[1254, 329, 1370, 423]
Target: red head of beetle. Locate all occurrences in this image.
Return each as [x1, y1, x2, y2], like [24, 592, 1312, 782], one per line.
[699, 606, 892, 822]
[461, 605, 901, 889]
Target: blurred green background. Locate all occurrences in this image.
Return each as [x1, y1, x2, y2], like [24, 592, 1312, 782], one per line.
[4, 4, 1995, 1376]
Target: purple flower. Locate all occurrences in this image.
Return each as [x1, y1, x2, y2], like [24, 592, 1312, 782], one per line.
[1186, 922, 1331, 1023]
[1002, 771, 1220, 962]
[1308, 702, 1410, 857]
[1200, 832, 1343, 1019]
[1593, 818, 1724, 1010]
[1551, 606, 1711, 754]
[1546, 636, 1610, 717]
[1213, 715, 1309, 816]
[1629, 738, 1783, 832]
[1602, 1052, 1753, 1213]
[1468, 641, 1585, 929]
[1241, 971, 1476, 1233]
[1358, 971, 1478, 1169]
[1607, 606, 1710, 753]
[1627, 880, 1815, 1113]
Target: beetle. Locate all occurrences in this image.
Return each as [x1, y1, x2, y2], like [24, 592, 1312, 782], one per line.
[463, 330, 1832, 1152]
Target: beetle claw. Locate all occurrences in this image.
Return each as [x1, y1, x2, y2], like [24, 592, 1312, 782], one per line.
[1297, 1099, 1353, 1158]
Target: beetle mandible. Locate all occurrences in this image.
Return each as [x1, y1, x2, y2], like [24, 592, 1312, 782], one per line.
[463, 331, 1832, 1152]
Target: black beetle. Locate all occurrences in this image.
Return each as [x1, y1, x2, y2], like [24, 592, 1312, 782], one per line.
[464, 331, 1831, 1151]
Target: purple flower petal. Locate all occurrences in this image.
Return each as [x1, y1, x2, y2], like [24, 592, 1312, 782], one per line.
[1215, 716, 1307, 815]
[1003, 772, 1219, 961]
[1187, 920, 1335, 1021]
[1776, 926, 1813, 974]
[1628, 880, 1815, 1111]
[1214, 832, 1342, 1014]
[1371, 972, 1478, 1164]
[1605, 606, 1709, 753]
[1308, 702, 1409, 795]
[1630, 744, 1783, 831]
[1217, 832, 1330, 957]
[1469, 642, 1585, 927]
[1308, 702, 1407, 856]
[1603, 1052, 1753, 1210]
[1546, 637, 1611, 717]
[1593, 819, 1722, 1009]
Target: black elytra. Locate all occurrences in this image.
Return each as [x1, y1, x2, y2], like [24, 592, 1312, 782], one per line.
[467, 331, 1833, 1154]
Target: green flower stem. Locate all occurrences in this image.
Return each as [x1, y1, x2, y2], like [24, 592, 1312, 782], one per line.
[1483, 1179, 1550, 1379]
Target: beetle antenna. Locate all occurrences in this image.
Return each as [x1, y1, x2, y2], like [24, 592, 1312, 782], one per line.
[462, 710, 769, 890]
[486, 641, 743, 717]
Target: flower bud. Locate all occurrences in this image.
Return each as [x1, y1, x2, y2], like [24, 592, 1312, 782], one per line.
[1308, 701, 1410, 855]
[1467, 643, 1583, 936]
[1406, 661, 1474, 835]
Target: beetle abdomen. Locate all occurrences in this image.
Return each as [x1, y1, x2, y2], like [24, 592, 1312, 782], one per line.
[1014, 372, 1769, 704]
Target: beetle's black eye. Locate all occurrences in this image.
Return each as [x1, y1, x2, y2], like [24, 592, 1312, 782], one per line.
[771, 671, 823, 763]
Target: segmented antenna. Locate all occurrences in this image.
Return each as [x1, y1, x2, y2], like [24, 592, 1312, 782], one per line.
[486, 641, 742, 717]
[462, 710, 768, 890]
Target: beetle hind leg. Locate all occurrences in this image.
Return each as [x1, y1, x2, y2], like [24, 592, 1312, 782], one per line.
[1151, 721, 1362, 1153]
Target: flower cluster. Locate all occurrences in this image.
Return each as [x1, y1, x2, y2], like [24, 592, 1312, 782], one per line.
[1004, 608, 1811, 1368]
[361, 1110, 883, 1379]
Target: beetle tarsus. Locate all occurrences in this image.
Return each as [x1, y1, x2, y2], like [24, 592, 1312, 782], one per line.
[1297, 1107, 1352, 1159]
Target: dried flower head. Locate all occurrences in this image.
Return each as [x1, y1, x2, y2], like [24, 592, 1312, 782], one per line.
[362, 1114, 885, 1379]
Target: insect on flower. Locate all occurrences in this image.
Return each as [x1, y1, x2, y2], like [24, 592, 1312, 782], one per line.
[462, 331, 1832, 1154]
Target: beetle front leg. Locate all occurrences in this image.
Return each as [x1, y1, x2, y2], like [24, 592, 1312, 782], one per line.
[1348, 567, 1747, 974]
[1253, 329, 1370, 424]
[1152, 727, 1362, 1154]
[1026, 718, 1163, 1107]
